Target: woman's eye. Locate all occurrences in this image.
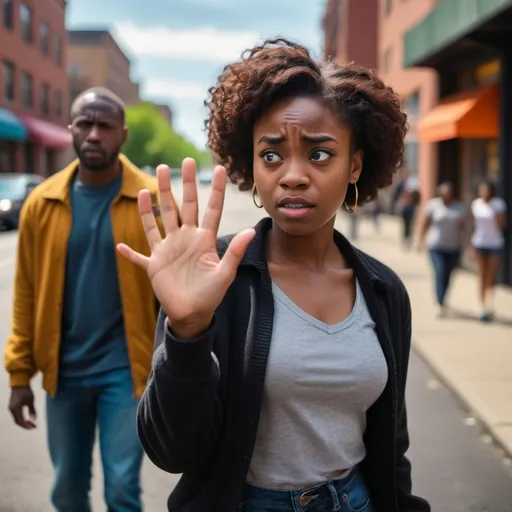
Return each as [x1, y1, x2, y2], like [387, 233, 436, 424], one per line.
[262, 151, 282, 163]
[310, 150, 332, 162]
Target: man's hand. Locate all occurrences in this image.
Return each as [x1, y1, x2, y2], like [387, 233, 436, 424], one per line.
[9, 386, 37, 429]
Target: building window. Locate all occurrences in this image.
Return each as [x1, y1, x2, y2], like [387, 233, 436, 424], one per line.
[54, 35, 62, 66]
[404, 140, 419, 178]
[21, 72, 33, 108]
[2, 61, 15, 103]
[69, 63, 81, 78]
[40, 83, 50, 116]
[40, 22, 50, 55]
[54, 90, 62, 117]
[404, 91, 420, 117]
[20, 3, 33, 43]
[2, 0, 14, 29]
[0, 141, 16, 173]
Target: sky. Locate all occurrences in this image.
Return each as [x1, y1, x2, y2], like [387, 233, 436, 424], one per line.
[67, 0, 326, 150]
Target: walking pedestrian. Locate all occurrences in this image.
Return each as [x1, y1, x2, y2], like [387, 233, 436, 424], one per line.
[392, 166, 419, 248]
[471, 180, 507, 321]
[417, 182, 466, 317]
[4, 87, 164, 512]
[119, 39, 430, 512]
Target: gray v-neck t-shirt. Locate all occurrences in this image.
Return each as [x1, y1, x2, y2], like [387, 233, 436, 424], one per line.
[246, 280, 388, 490]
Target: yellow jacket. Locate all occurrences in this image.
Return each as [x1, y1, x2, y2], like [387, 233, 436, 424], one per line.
[4, 155, 162, 398]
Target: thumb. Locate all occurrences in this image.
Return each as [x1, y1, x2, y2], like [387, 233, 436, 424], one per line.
[116, 243, 150, 271]
[218, 229, 256, 281]
[28, 400, 37, 420]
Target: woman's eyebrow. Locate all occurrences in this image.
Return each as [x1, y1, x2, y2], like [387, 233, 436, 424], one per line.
[258, 135, 285, 145]
[302, 134, 338, 144]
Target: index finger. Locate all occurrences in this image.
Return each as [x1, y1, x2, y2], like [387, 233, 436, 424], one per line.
[200, 166, 227, 234]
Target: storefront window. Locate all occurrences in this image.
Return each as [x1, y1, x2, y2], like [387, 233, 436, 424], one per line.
[458, 59, 501, 91]
[463, 138, 499, 202]
[486, 139, 499, 182]
[0, 141, 15, 173]
[22, 143, 35, 173]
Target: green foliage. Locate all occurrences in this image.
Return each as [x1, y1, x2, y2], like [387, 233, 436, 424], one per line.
[123, 102, 212, 171]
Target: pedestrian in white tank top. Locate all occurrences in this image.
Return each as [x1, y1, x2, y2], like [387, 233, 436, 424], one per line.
[471, 181, 507, 321]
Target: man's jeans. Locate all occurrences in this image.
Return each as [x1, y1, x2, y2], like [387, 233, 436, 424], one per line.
[428, 249, 460, 306]
[46, 368, 143, 512]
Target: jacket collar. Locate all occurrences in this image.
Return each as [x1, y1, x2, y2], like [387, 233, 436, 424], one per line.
[240, 217, 388, 290]
[42, 154, 146, 202]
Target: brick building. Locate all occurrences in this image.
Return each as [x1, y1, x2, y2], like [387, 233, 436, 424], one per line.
[67, 29, 140, 107]
[322, 0, 378, 70]
[378, 0, 439, 200]
[151, 103, 173, 127]
[323, 0, 440, 203]
[0, 0, 71, 175]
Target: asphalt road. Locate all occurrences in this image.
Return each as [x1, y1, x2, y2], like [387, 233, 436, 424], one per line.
[0, 181, 511, 511]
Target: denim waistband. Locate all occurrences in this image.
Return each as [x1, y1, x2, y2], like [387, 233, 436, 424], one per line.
[242, 467, 373, 511]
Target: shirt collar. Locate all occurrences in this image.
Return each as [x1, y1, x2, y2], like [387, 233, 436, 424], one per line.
[42, 154, 146, 202]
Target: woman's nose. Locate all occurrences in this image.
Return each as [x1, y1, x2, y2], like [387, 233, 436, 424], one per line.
[279, 163, 309, 189]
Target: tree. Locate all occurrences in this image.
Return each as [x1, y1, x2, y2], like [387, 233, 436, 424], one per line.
[123, 102, 211, 171]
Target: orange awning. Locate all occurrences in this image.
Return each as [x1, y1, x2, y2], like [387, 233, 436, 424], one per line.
[418, 85, 499, 143]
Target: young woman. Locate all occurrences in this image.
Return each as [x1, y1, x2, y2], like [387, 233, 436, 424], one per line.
[471, 181, 507, 321]
[418, 182, 466, 317]
[118, 39, 430, 512]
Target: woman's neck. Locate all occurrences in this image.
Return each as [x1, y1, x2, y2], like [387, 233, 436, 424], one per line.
[267, 218, 346, 271]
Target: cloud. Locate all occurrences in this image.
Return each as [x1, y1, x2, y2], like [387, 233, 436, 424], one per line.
[143, 79, 208, 101]
[112, 22, 261, 62]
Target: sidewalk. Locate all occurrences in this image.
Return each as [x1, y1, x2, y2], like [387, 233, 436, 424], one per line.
[337, 214, 512, 458]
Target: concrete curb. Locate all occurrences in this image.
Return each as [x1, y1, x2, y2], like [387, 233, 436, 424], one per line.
[411, 339, 512, 460]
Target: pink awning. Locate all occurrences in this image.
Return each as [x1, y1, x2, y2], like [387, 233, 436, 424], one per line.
[17, 113, 71, 149]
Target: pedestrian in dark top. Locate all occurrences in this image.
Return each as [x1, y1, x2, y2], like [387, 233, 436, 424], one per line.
[5, 87, 163, 512]
[118, 39, 431, 512]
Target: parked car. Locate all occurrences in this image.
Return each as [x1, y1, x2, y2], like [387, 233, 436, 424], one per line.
[198, 169, 214, 185]
[0, 173, 44, 230]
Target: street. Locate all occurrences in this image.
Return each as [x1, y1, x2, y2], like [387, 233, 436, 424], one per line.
[1, 181, 512, 511]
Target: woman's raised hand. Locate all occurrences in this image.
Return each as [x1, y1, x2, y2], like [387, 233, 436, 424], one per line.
[117, 158, 255, 338]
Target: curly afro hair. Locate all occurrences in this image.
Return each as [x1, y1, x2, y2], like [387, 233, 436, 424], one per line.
[205, 38, 408, 207]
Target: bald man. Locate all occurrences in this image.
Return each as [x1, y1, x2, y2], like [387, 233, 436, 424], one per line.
[5, 87, 163, 512]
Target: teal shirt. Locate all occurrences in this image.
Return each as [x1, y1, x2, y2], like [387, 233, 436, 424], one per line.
[59, 174, 130, 379]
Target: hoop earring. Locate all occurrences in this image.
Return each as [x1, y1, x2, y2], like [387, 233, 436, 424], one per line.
[252, 184, 263, 209]
[344, 181, 359, 213]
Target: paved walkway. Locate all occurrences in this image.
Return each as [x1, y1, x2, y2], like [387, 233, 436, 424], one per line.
[337, 213, 512, 458]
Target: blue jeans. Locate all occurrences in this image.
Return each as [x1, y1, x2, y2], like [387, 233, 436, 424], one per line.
[241, 468, 374, 511]
[428, 249, 460, 306]
[46, 368, 143, 512]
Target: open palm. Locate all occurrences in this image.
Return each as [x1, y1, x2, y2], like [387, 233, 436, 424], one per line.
[117, 158, 255, 335]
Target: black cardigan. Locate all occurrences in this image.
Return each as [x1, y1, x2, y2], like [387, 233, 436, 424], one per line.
[137, 217, 431, 512]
